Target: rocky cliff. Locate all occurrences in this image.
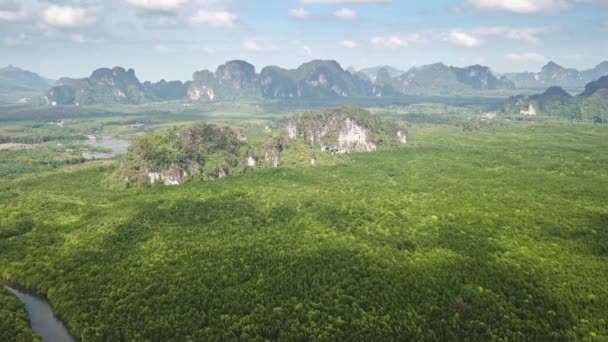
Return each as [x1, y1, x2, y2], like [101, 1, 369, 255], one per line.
[46, 67, 147, 105]
[117, 124, 257, 186]
[190, 59, 372, 101]
[285, 107, 407, 154]
[188, 60, 259, 101]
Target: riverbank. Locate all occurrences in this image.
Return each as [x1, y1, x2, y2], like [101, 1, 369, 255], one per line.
[2, 282, 74, 342]
[0, 285, 40, 341]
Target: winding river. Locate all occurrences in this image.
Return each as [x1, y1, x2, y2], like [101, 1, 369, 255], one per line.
[4, 284, 74, 342]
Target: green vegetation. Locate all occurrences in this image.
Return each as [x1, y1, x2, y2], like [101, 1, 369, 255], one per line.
[117, 124, 255, 186]
[504, 76, 608, 121]
[0, 287, 40, 342]
[1, 123, 607, 340]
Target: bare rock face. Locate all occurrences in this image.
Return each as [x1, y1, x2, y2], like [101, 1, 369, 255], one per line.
[188, 60, 259, 101]
[285, 107, 407, 154]
[188, 70, 217, 101]
[264, 137, 284, 167]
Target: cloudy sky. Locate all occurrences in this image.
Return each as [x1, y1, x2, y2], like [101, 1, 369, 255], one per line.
[1, 0, 607, 81]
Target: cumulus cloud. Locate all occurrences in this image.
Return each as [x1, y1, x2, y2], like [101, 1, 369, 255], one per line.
[289, 8, 310, 19]
[370, 33, 424, 48]
[189, 10, 237, 27]
[43, 5, 96, 28]
[470, 26, 557, 44]
[333, 8, 357, 20]
[441, 26, 557, 47]
[447, 31, 481, 47]
[506, 52, 547, 62]
[466, 0, 573, 15]
[339, 40, 358, 48]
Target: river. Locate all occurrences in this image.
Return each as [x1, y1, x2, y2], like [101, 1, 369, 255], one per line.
[4, 284, 75, 342]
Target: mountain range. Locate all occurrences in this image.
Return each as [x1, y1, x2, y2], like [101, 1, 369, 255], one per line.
[3, 59, 607, 106]
[42, 60, 526, 106]
[504, 61, 608, 89]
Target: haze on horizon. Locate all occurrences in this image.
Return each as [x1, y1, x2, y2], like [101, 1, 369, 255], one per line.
[0, 0, 607, 82]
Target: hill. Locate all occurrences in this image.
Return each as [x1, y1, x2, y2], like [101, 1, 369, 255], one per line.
[117, 123, 256, 186]
[380, 63, 514, 96]
[0, 65, 54, 102]
[45, 67, 189, 105]
[504, 61, 608, 89]
[504, 76, 608, 120]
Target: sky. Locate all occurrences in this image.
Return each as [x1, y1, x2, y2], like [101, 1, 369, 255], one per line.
[0, 0, 607, 82]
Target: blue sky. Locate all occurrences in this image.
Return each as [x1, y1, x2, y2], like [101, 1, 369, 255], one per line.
[0, 0, 607, 81]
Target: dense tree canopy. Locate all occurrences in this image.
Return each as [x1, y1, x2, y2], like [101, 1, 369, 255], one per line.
[1, 124, 607, 341]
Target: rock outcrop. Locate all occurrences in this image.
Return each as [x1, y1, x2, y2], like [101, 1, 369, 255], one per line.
[504, 86, 580, 118]
[188, 61, 259, 101]
[284, 107, 408, 154]
[190, 60, 372, 101]
[117, 124, 256, 186]
[46, 67, 147, 105]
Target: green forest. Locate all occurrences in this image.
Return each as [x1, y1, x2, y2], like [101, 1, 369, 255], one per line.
[1, 123, 607, 340]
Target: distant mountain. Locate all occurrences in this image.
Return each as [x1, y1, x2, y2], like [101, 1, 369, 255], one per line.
[374, 63, 514, 96]
[46, 67, 187, 105]
[188, 60, 259, 101]
[579, 75, 608, 97]
[504, 76, 608, 120]
[0, 65, 54, 100]
[504, 61, 608, 88]
[358, 65, 404, 81]
[190, 59, 372, 101]
[143, 80, 191, 102]
[578, 76, 608, 122]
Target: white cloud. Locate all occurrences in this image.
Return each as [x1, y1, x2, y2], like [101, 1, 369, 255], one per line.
[126, 0, 187, 11]
[0, 6, 26, 22]
[303, 45, 312, 56]
[339, 40, 358, 48]
[370, 33, 424, 48]
[43, 5, 96, 28]
[506, 52, 547, 62]
[189, 10, 237, 27]
[242, 38, 279, 52]
[466, 0, 573, 15]
[301, 0, 390, 3]
[447, 31, 481, 47]
[470, 26, 557, 44]
[289, 8, 310, 19]
[333, 8, 357, 20]
[242, 40, 260, 51]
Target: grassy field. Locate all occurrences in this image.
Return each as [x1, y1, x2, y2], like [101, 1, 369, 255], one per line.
[1, 121, 607, 340]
